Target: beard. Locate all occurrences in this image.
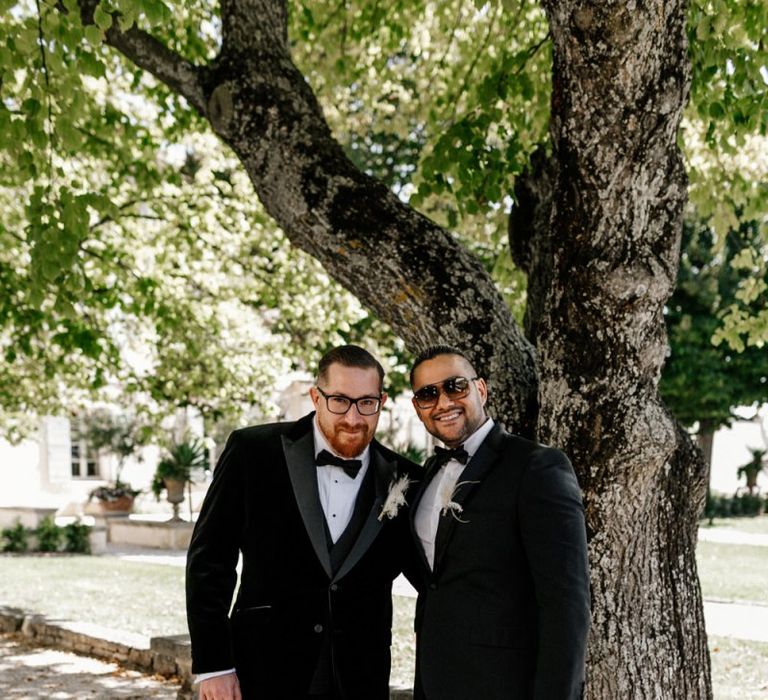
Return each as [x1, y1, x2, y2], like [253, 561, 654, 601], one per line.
[319, 418, 375, 458]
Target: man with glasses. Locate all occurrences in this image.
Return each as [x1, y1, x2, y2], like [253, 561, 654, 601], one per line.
[409, 345, 590, 699]
[186, 345, 416, 700]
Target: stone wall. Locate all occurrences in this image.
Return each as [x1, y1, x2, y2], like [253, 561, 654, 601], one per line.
[0, 605, 194, 699]
[107, 517, 194, 549]
[0, 507, 58, 529]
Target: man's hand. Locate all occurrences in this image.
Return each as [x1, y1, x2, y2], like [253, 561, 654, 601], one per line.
[199, 673, 242, 700]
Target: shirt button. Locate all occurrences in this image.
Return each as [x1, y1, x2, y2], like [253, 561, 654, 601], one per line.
[314, 624, 323, 633]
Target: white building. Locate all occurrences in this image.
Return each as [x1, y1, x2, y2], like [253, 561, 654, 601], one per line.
[1, 400, 764, 523]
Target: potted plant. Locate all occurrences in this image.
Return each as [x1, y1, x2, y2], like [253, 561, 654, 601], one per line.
[737, 448, 766, 495]
[151, 438, 209, 521]
[84, 409, 149, 513]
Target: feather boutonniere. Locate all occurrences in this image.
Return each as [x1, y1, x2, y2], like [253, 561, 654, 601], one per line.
[439, 480, 479, 522]
[378, 475, 413, 521]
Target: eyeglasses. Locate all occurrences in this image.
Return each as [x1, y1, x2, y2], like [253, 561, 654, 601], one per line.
[412, 376, 478, 409]
[316, 387, 382, 416]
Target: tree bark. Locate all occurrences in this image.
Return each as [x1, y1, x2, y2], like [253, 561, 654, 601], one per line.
[538, 1, 710, 696]
[696, 419, 715, 488]
[73, 0, 712, 696]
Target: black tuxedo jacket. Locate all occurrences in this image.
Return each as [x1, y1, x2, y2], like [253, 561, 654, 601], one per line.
[186, 412, 415, 699]
[409, 423, 591, 700]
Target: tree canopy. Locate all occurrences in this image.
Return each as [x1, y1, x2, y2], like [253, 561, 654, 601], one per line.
[1, 0, 765, 438]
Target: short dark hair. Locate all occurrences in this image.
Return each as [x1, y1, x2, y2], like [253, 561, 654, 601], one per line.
[317, 345, 385, 390]
[409, 345, 474, 386]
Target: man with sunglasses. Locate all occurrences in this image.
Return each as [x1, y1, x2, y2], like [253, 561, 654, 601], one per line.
[409, 345, 590, 699]
[186, 345, 416, 700]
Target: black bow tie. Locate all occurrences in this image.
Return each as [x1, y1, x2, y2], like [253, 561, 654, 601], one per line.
[316, 449, 363, 479]
[433, 445, 469, 467]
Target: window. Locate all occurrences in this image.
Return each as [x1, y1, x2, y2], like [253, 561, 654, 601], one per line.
[70, 423, 100, 479]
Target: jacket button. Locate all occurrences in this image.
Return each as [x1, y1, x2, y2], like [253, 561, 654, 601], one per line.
[314, 624, 323, 633]
[429, 583, 438, 590]
[330, 584, 338, 592]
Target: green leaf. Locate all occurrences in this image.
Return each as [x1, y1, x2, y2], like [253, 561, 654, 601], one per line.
[41, 254, 62, 282]
[142, 0, 171, 26]
[708, 102, 725, 119]
[84, 25, 105, 45]
[57, 117, 81, 151]
[13, 29, 38, 55]
[118, 11, 136, 32]
[22, 99, 41, 116]
[80, 50, 106, 76]
[519, 74, 534, 101]
[93, 5, 113, 31]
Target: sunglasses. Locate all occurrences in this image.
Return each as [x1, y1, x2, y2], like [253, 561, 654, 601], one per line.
[412, 376, 478, 409]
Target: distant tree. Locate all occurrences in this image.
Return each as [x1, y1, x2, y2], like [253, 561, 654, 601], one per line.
[662, 218, 768, 471]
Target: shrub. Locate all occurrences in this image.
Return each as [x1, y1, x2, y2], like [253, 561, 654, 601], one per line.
[63, 521, 92, 554]
[1, 521, 29, 552]
[701, 492, 767, 521]
[35, 516, 62, 552]
[738, 492, 763, 516]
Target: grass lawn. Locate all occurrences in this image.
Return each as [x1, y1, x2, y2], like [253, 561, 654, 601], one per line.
[710, 636, 768, 699]
[697, 541, 768, 603]
[0, 554, 186, 637]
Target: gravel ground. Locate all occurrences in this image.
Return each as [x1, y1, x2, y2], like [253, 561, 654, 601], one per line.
[0, 634, 183, 699]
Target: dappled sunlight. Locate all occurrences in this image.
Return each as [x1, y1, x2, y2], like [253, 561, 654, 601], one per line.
[0, 635, 180, 698]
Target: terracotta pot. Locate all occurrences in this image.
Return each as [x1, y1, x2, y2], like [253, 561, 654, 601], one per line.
[98, 495, 135, 514]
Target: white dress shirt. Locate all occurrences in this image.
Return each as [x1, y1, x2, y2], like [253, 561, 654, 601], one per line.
[196, 418, 370, 684]
[415, 418, 495, 569]
[312, 417, 371, 543]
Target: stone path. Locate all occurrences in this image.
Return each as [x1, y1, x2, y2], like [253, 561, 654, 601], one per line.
[697, 526, 768, 547]
[0, 634, 182, 699]
[704, 600, 768, 643]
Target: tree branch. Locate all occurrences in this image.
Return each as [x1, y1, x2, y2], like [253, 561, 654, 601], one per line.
[68, 0, 538, 434]
[74, 0, 208, 116]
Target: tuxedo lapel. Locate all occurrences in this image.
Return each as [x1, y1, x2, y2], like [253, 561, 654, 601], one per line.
[432, 424, 506, 574]
[333, 442, 396, 582]
[281, 423, 333, 579]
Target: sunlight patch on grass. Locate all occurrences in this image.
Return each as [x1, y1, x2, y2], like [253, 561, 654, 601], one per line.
[696, 542, 768, 604]
[0, 554, 186, 638]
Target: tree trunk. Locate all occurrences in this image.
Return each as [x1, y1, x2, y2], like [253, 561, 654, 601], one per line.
[75, 0, 713, 695]
[538, 1, 710, 696]
[696, 419, 715, 488]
